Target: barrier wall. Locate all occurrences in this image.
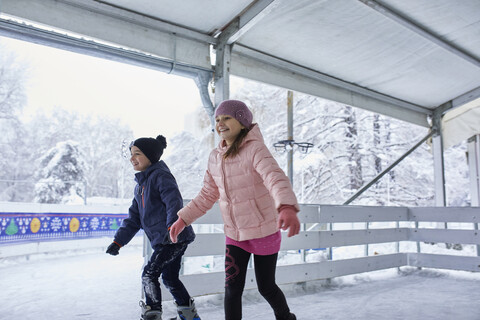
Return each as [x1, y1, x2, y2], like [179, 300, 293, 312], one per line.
[2, 201, 480, 299]
[0, 202, 128, 244]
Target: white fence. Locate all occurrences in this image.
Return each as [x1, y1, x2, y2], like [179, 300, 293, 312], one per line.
[171, 204, 480, 297]
[2, 202, 479, 299]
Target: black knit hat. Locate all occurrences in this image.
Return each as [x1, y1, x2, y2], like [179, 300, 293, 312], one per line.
[130, 135, 167, 164]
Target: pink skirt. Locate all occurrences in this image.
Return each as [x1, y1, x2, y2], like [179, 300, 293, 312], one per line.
[225, 230, 281, 255]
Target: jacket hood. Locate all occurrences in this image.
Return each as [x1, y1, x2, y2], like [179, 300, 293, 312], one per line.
[216, 123, 263, 153]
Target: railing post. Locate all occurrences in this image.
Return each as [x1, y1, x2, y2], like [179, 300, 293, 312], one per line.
[327, 221, 333, 261]
[364, 221, 369, 257]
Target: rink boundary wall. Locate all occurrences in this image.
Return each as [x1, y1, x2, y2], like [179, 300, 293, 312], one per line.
[1, 202, 480, 298]
[175, 204, 480, 297]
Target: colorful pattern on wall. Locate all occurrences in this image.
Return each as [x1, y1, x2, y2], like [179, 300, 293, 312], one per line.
[0, 212, 128, 244]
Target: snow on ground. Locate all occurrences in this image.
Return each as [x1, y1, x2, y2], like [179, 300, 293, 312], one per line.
[2, 238, 480, 320]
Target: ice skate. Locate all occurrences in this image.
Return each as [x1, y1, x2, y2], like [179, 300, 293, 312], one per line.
[139, 300, 163, 320]
[169, 299, 201, 320]
[276, 313, 296, 320]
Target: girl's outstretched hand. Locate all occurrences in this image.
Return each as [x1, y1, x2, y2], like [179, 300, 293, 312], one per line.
[277, 206, 300, 237]
[169, 217, 186, 243]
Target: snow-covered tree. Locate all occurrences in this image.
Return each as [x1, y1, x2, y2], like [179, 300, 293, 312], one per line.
[165, 131, 210, 199]
[25, 108, 135, 200]
[34, 140, 86, 204]
[0, 44, 30, 202]
[76, 114, 134, 199]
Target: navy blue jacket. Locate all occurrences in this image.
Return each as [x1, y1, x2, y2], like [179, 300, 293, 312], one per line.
[114, 160, 195, 249]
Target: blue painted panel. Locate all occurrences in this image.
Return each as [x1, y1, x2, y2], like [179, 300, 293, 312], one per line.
[0, 212, 127, 244]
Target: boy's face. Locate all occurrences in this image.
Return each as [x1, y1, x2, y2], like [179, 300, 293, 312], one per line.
[130, 146, 151, 172]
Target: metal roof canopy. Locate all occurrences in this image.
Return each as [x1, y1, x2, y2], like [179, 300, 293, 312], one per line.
[2, 0, 480, 125]
[1, 0, 480, 205]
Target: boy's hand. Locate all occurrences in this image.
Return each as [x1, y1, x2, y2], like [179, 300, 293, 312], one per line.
[106, 241, 121, 255]
[277, 206, 300, 237]
[169, 218, 186, 243]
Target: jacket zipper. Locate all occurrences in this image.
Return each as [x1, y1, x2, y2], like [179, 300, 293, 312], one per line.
[222, 158, 231, 201]
[222, 157, 238, 232]
[141, 186, 145, 208]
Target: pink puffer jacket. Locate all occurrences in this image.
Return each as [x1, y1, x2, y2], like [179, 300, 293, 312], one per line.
[178, 124, 299, 241]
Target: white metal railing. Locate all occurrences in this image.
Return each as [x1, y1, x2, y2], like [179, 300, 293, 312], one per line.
[155, 204, 480, 298]
[2, 202, 479, 299]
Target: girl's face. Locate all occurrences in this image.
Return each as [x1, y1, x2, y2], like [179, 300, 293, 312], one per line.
[215, 114, 245, 146]
[130, 146, 151, 172]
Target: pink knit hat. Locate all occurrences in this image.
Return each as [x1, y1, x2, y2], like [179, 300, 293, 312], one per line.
[215, 100, 253, 128]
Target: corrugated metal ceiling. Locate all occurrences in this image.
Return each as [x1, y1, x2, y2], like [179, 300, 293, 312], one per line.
[1, 0, 480, 128]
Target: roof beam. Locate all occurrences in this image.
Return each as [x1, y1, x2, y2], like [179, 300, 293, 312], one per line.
[1, 0, 213, 69]
[452, 86, 480, 109]
[358, 0, 480, 69]
[433, 85, 480, 119]
[0, 18, 212, 76]
[218, 0, 280, 45]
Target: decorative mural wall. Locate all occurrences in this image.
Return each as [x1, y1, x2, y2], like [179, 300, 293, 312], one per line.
[0, 212, 128, 243]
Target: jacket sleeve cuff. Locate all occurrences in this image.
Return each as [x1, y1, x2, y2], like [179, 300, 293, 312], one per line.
[113, 240, 123, 247]
[278, 204, 299, 213]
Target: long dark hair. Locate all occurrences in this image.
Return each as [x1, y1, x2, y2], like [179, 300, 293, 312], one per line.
[224, 127, 250, 159]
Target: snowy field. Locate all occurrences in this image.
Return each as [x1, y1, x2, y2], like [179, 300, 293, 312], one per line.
[2, 237, 480, 320]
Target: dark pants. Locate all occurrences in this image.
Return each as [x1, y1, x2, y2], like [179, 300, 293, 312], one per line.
[224, 245, 291, 320]
[142, 242, 191, 311]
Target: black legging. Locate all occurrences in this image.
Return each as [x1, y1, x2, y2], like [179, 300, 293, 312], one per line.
[224, 244, 290, 320]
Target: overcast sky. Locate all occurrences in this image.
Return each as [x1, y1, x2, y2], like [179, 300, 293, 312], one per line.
[1, 36, 204, 139]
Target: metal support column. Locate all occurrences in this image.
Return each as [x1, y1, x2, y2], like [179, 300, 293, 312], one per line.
[432, 134, 446, 207]
[468, 135, 480, 206]
[214, 43, 231, 108]
[213, 40, 231, 146]
[467, 135, 480, 256]
[214, 18, 238, 111]
[287, 91, 294, 186]
[432, 110, 450, 251]
[285, 91, 306, 261]
[432, 111, 447, 207]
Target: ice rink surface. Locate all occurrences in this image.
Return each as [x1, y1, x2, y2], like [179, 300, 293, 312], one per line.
[2, 242, 480, 320]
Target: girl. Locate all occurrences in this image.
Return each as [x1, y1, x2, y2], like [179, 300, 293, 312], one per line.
[170, 100, 300, 320]
[106, 135, 201, 320]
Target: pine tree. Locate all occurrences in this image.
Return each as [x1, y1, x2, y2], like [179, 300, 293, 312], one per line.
[34, 141, 86, 204]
